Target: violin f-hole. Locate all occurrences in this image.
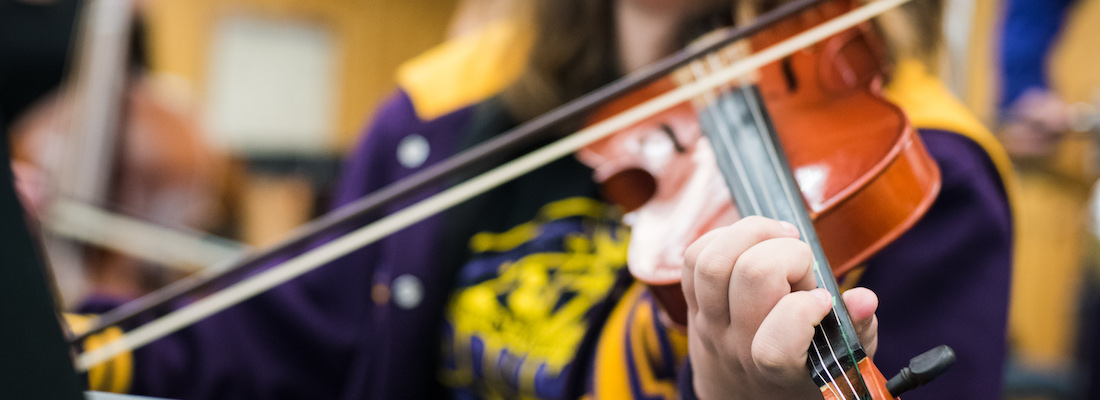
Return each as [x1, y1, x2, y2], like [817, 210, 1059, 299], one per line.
[781, 58, 799, 92]
[659, 123, 686, 153]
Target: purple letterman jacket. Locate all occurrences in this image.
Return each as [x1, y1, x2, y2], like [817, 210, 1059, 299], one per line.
[85, 80, 1011, 399]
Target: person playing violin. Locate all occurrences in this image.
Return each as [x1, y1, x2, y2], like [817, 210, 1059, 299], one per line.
[74, 0, 1013, 399]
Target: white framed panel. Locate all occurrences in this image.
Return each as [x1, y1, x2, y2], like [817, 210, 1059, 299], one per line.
[204, 15, 338, 155]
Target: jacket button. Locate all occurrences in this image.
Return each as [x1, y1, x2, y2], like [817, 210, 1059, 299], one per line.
[397, 134, 429, 168]
[371, 283, 390, 305]
[392, 274, 424, 309]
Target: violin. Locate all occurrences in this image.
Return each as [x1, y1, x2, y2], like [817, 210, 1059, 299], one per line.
[74, 3, 957, 394]
[578, 0, 946, 397]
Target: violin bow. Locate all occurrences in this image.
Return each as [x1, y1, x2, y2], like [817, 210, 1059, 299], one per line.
[71, 0, 835, 343]
[75, 0, 914, 371]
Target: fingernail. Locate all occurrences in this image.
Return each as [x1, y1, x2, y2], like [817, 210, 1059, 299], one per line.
[778, 221, 800, 237]
[811, 289, 833, 306]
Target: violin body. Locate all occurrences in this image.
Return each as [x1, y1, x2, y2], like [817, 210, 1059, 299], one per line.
[748, 0, 940, 277]
[577, 0, 939, 327]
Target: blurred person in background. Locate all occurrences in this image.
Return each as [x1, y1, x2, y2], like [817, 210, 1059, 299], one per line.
[994, 1, 1100, 399]
[2, 0, 228, 306]
[997, 0, 1078, 163]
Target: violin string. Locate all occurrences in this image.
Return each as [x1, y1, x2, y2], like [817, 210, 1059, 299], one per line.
[812, 341, 846, 398]
[725, 87, 852, 400]
[688, 62, 763, 216]
[750, 90, 861, 398]
[74, 0, 914, 370]
[739, 88, 855, 398]
[705, 54, 783, 222]
[738, 82, 859, 397]
[744, 52, 867, 362]
[738, 71, 865, 397]
[700, 40, 871, 396]
[692, 51, 853, 399]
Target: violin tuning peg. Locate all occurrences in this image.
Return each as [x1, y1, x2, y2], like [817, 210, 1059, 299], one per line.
[885, 345, 956, 397]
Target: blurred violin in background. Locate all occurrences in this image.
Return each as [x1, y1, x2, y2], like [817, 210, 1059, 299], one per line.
[9, 0, 229, 305]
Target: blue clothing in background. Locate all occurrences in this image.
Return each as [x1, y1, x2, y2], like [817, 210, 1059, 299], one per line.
[998, 0, 1076, 116]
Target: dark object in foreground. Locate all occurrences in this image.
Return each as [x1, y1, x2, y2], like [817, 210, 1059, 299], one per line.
[887, 345, 957, 397]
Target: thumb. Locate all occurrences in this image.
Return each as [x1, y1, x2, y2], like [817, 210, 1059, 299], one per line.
[842, 287, 879, 358]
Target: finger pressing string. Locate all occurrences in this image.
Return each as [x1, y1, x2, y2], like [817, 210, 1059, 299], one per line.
[751, 289, 833, 385]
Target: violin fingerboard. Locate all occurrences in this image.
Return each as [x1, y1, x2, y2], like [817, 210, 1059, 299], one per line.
[697, 84, 872, 399]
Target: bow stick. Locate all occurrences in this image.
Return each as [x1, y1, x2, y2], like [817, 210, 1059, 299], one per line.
[76, 0, 912, 370]
[71, 0, 833, 342]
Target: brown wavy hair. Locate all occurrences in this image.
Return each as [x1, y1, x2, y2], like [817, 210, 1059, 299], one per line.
[499, 0, 620, 122]
[500, 0, 943, 121]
